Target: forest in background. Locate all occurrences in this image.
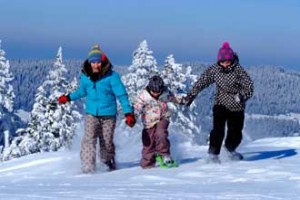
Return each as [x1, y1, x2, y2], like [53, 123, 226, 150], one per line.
[9, 59, 300, 143]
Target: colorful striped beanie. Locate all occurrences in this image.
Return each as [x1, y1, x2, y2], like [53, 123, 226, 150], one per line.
[88, 44, 106, 63]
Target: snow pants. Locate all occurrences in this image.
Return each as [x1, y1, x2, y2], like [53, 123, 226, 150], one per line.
[140, 118, 170, 168]
[80, 114, 116, 173]
[208, 105, 245, 155]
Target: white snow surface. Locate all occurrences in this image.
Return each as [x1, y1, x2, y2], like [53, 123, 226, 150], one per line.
[0, 122, 300, 200]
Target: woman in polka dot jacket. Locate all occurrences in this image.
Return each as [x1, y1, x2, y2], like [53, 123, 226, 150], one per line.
[184, 42, 254, 163]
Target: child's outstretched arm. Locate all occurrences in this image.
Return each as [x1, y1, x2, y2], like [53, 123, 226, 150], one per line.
[159, 88, 184, 104]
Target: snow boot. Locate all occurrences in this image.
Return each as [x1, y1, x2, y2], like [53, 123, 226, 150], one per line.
[206, 153, 221, 164]
[227, 151, 243, 161]
[225, 148, 244, 161]
[104, 158, 116, 171]
[155, 154, 178, 168]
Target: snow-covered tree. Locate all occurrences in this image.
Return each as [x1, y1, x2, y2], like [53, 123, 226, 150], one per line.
[161, 54, 187, 92]
[161, 55, 201, 143]
[0, 85, 46, 160]
[0, 40, 15, 117]
[58, 77, 81, 149]
[43, 47, 81, 150]
[2, 47, 81, 160]
[123, 40, 159, 103]
[0, 40, 22, 155]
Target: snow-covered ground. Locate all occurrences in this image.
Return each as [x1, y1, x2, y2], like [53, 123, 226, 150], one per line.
[0, 122, 300, 200]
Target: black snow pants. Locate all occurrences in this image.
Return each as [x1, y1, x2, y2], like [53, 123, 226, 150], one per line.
[208, 105, 245, 155]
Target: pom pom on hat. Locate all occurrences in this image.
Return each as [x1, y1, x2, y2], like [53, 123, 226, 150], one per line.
[88, 44, 106, 63]
[222, 42, 230, 48]
[217, 42, 234, 62]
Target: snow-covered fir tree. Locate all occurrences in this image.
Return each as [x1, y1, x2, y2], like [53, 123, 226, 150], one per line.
[161, 55, 201, 142]
[122, 40, 159, 104]
[161, 54, 186, 92]
[2, 47, 81, 161]
[0, 40, 21, 155]
[43, 47, 81, 150]
[58, 77, 81, 149]
[0, 40, 15, 117]
[0, 85, 47, 160]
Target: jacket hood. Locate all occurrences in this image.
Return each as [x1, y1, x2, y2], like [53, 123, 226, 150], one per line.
[81, 59, 112, 79]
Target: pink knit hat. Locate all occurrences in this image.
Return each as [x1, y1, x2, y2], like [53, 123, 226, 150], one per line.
[217, 42, 234, 62]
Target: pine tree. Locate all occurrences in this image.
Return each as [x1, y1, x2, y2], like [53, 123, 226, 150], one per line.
[161, 54, 186, 92]
[0, 86, 46, 160]
[123, 40, 159, 103]
[0, 40, 15, 116]
[58, 77, 81, 149]
[42, 47, 81, 151]
[0, 40, 18, 155]
[2, 47, 81, 160]
[161, 55, 200, 142]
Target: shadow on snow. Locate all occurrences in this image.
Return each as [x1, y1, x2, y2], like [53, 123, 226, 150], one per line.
[243, 148, 297, 161]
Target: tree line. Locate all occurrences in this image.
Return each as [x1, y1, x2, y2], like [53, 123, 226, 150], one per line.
[1, 40, 299, 161]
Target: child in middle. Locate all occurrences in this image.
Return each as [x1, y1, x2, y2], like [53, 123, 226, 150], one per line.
[134, 75, 183, 169]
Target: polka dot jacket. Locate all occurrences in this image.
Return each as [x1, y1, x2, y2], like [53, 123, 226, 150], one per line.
[187, 62, 254, 112]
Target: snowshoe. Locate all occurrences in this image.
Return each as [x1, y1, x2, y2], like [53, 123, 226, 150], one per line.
[155, 154, 178, 168]
[206, 153, 221, 164]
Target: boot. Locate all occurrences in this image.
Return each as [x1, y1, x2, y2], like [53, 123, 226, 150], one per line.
[104, 158, 116, 171]
[225, 147, 243, 161]
[207, 153, 221, 164]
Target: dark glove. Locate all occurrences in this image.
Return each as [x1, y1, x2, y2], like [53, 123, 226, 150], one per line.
[58, 95, 70, 104]
[125, 113, 136, 128]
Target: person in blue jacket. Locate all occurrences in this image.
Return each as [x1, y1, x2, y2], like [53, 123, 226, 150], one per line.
[58, 45, 136, 173]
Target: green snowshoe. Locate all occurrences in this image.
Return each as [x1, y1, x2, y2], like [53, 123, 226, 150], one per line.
[155, 154, 178, 168]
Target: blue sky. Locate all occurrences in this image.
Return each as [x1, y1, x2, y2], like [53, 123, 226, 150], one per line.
[0, 0, 299, 69]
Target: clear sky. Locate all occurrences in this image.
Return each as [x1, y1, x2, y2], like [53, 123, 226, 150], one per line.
[0, 0, 299, 69]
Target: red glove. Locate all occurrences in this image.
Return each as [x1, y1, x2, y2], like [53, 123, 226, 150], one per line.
[58, 95, 70, 104]
[125, 113, 136, 128]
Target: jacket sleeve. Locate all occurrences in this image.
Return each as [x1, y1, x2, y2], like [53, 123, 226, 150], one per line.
[159, 89, 183, 104]
[111, 72, 133, 114]
[238, 67, 254, 102]
[186, 65, 215, 102]
[69, 74, 87, 101]
[134, 92, 146, 117]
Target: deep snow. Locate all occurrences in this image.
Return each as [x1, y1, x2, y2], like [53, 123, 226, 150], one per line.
[0, 122, 299, 200]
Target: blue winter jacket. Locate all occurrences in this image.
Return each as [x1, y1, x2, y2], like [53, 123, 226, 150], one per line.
[69, 60, 133, 116]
